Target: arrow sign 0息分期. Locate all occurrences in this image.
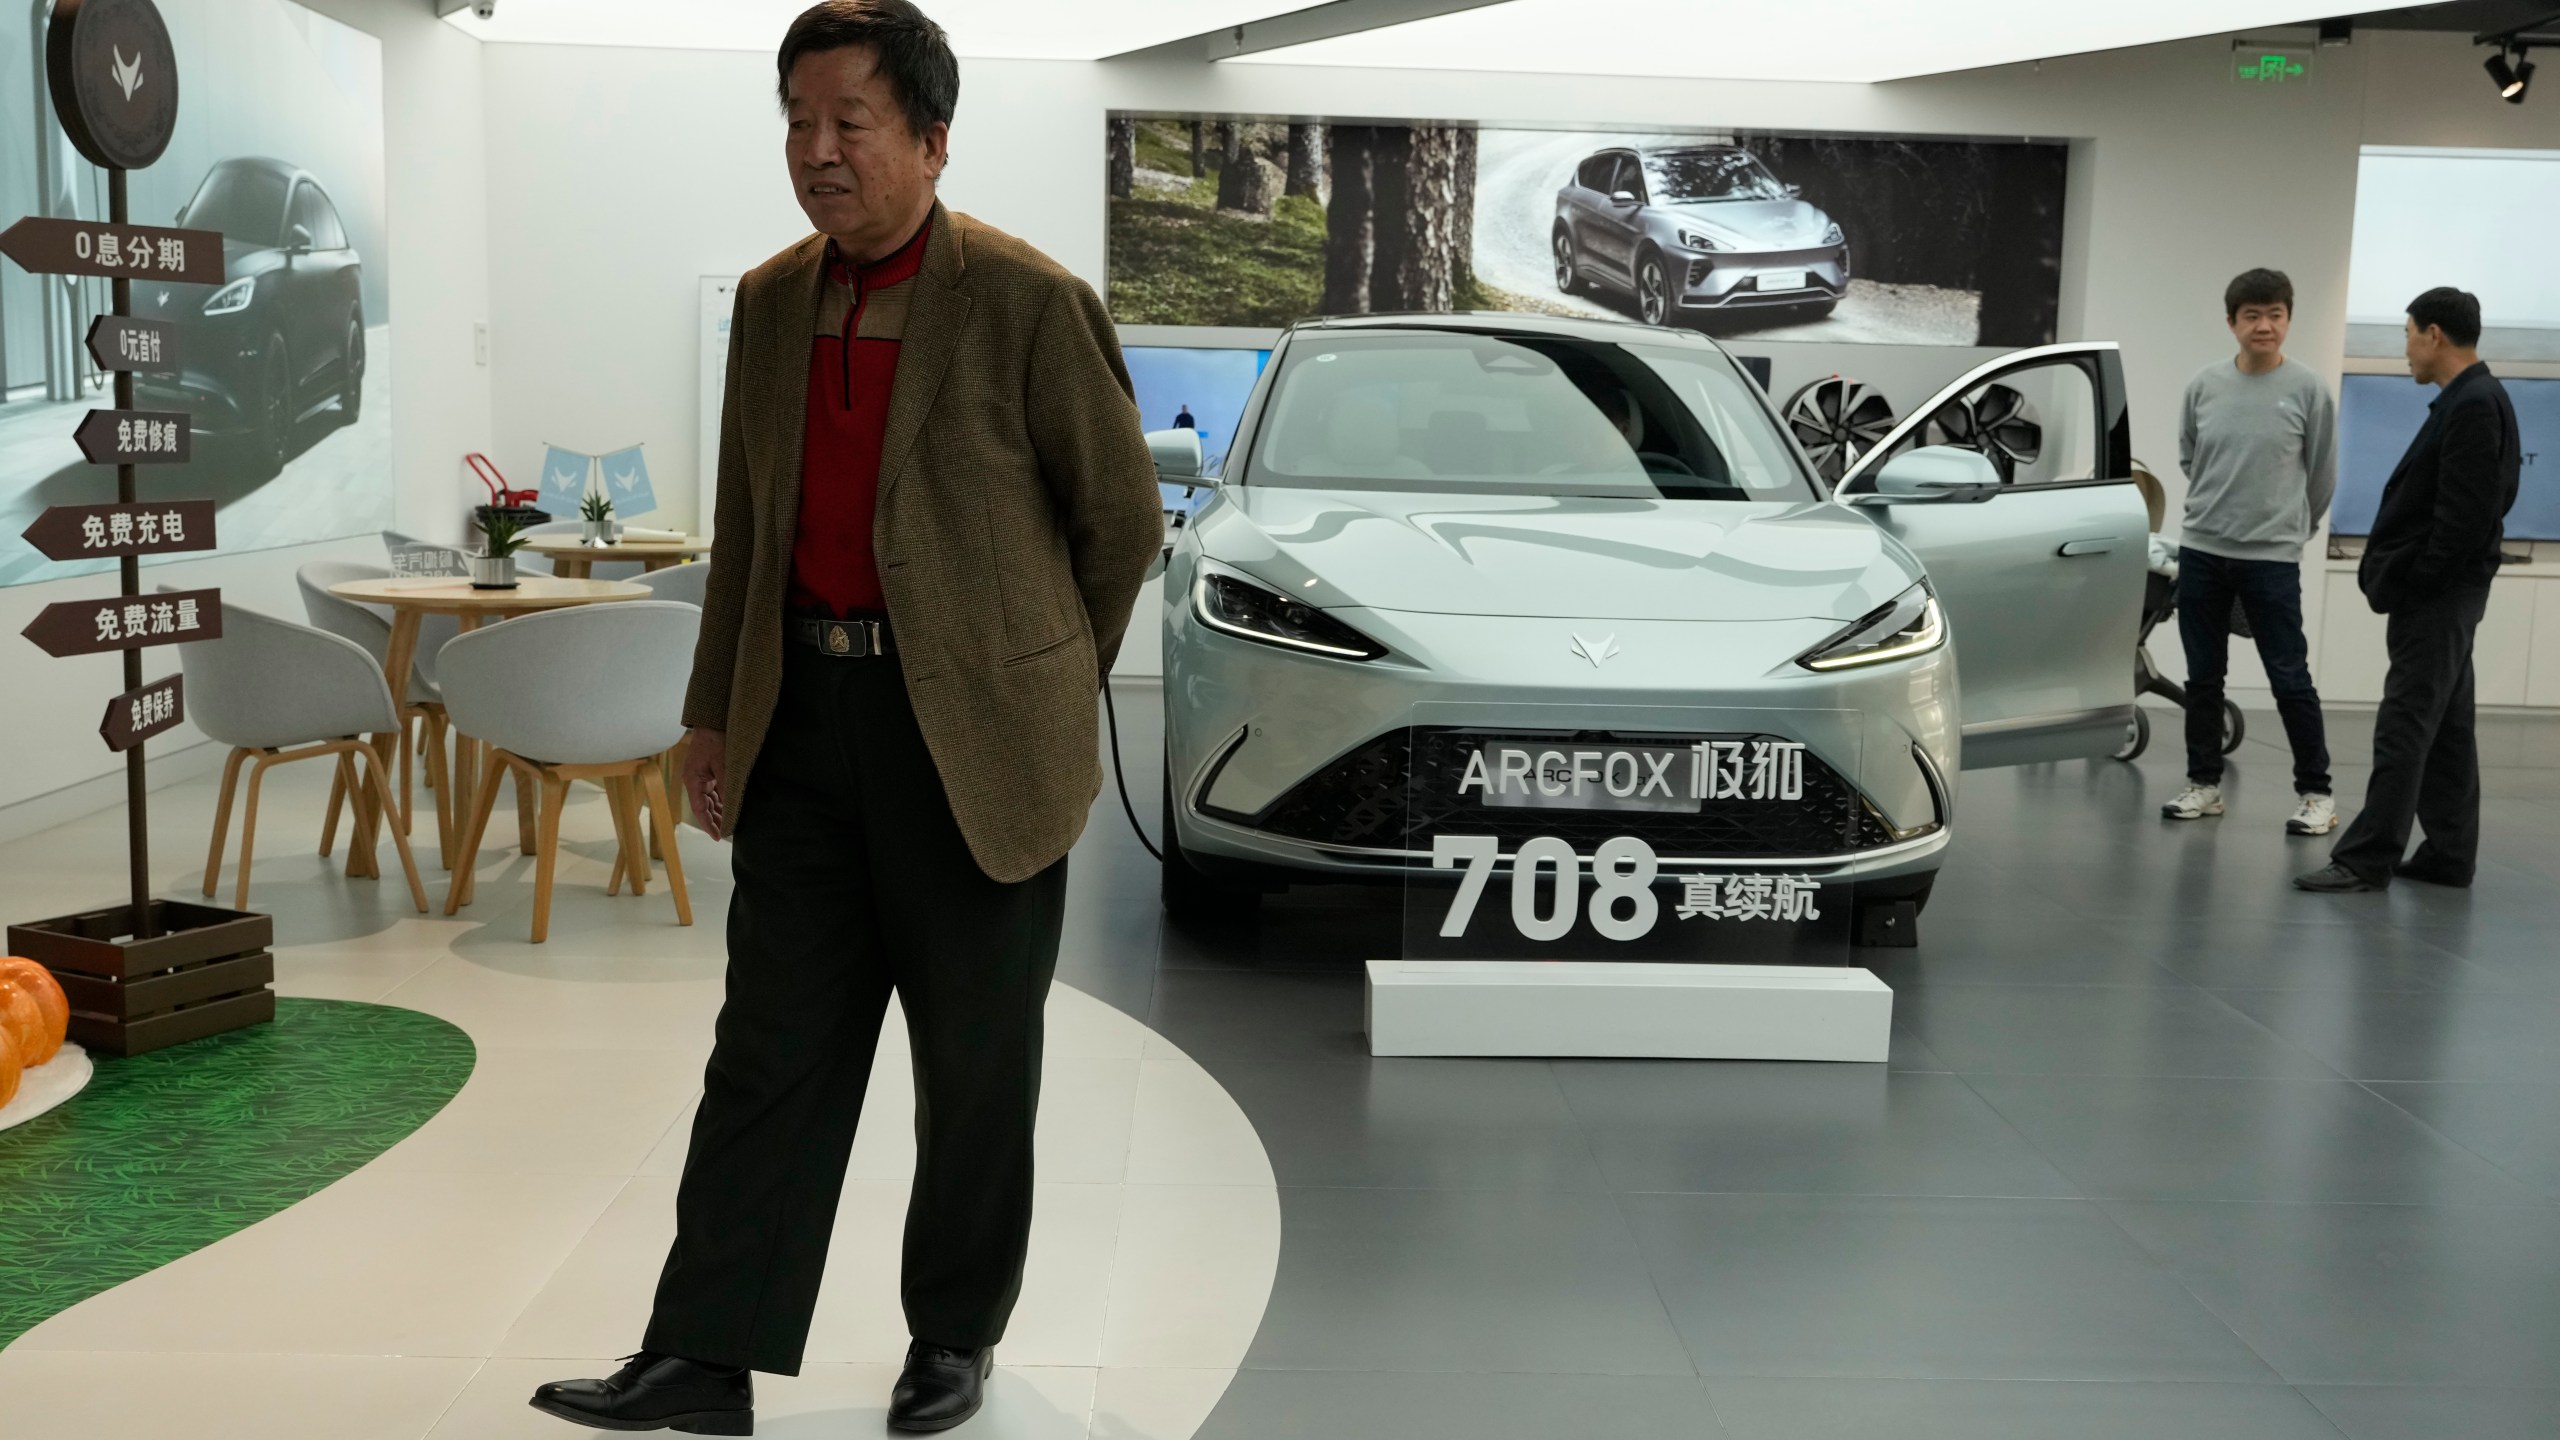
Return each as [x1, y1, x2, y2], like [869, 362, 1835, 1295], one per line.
[0, 216, 224, 285]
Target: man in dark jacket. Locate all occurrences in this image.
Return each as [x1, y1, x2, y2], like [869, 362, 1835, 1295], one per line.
[2297, 287, 2519, 892]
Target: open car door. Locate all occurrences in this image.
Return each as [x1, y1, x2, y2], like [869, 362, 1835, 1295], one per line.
[1836, 342, 2149, 769]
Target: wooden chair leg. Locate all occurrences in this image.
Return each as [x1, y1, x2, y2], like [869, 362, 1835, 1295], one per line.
[618, 774, 650, 896]
[399, 714, 415, 835]
[530, 771, 569, 943]
[235, 756, 276, 912]
[444, 754, 511, 915]
[319, 754, 352, 859]
[639, 765, 693, 927]
[202, 747, 251, 898]
[513, 766, 539, 855]
[425, 713, 455, 871]
[354, 743, 431, 914]
[604, 775, 642, 897]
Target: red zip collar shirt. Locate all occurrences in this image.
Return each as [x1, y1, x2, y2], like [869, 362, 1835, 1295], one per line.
[786, 218, 931, 618]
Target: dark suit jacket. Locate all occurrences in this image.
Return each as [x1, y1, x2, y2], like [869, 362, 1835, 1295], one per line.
[2357, 362, 2519, 614]
[683, 202, 1165, 882]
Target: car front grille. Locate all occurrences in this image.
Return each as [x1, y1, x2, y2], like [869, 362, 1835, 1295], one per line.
[1225, 727, 1898, 858]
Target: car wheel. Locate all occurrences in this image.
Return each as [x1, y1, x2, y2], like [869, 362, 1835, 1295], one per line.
[1162, 770, 1260, 920]
[2221, 699, 2246, 754]
[2113, 707, 2151, 762]
[257, 339, 292, 478]
[338, 314, 365, 422]
[1552, 228, 1584, 294]
[1636, 250, 1672, 326]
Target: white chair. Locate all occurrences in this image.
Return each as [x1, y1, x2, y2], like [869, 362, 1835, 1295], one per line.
[630, 560, 709, 608]
[299, 559, 466, 863]
[175, 595, 429, 914]
[438, 601, 698, 942]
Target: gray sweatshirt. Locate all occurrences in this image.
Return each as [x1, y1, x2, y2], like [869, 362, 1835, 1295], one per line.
[2176, 357, 2337, 563]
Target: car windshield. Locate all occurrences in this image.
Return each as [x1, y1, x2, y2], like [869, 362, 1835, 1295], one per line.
[1243, 330, 1816, 502]
[179, 165, 289, 246]
[1644, 150, 1788, 204]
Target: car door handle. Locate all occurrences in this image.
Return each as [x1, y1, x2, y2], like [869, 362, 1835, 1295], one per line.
[2056, 538, 2115, 557]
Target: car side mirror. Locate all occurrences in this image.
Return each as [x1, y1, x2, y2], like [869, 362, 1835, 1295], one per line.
[1610, 190, 1639, 205]
[1145, 427, 1203, 481]
[288, 224, 313, 253]
[1784, 183, 1803, 199]
[1865, 445, 2001, 502]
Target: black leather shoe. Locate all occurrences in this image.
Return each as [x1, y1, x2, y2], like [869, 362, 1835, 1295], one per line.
[2294, 862, 2385, 893]
[887, 1342, 991, 1432]
[2395, 858, 2474, 888]
[529, 1352, 753, 1434]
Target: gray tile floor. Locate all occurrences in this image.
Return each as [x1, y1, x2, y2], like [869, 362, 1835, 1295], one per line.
[1068, 691, 2560, 1440]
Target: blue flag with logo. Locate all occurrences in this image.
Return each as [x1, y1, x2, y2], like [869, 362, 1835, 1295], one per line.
[598, 445, 657, 518]
[540, 445, 592, 515]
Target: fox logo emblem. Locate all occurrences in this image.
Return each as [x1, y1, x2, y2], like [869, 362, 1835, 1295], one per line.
[110, 46, 144, 102]
[1569, 633, 1621, 668]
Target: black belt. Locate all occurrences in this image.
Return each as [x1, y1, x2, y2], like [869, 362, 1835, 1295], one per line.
[790, 614, 894, 658]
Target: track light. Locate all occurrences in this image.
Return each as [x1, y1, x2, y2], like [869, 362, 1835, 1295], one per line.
[2486, 47, 2535, 102]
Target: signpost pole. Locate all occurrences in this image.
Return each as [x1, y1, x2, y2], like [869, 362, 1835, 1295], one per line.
[107, 168, 153, 939]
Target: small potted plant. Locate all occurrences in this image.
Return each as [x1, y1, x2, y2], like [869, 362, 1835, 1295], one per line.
[579, 491, 617, 545]
[473, 509, 526, 590]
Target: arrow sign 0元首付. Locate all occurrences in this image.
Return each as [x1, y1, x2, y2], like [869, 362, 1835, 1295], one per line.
[0, 215, 223, 285]
[74, 408, 190, 465]
[21, 500, 214, 561]
[100, 674, 183, 753]
[21, 587, 220, 657]
[85, 314, 180, 373]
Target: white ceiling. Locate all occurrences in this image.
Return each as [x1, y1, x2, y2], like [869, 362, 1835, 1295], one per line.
[443, 0, 1343, 60]
[1229, 0, 2340, 83]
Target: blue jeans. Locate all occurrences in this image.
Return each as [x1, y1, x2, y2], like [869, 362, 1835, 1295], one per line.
[2177, 548, 2330, 794]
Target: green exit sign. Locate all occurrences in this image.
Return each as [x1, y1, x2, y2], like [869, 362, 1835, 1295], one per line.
[2234, 47, 2312, 84]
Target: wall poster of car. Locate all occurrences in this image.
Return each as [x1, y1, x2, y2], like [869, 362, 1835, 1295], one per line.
[1105, 117, 2067, 350]
[0, 0, 388, 587]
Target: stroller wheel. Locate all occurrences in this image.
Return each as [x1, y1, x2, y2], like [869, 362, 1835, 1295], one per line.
[2221, 700, 2246, 754]
[2113, 707, 2150, 762]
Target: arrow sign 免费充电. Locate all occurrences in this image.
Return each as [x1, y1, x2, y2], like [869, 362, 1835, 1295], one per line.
[85, 314, 179, 373]
[0, 216, 223, 285]
[73, 408, 189, 465]
[21, 587, 219, 658]
[21, 500, 213, 561]
[100, 673, 183, 752]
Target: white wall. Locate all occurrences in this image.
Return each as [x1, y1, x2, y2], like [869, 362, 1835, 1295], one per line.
[0, 0, 491, 830]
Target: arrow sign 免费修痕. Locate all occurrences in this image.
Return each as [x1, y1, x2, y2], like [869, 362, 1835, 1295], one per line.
[100, 674, 183, 752]
[21, 587, 220, 658]
[0, 216, 222, 285]
[85, 314, 179, 373]
[73, 408, 189, 465]
[21, 500, 213, 561]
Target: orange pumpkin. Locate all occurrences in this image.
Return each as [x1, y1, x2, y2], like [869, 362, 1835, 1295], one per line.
[0, 959, 67, 1065]
[0, 1019, 19, 1109]
[0, 980, 44, 1072]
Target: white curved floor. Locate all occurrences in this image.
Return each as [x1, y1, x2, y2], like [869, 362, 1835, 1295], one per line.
[0, 767, 1280, 1439]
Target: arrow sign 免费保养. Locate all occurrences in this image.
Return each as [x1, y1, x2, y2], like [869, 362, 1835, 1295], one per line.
[0, 216, 223, 285]
[85, 314, 179, 373]
[21, 500, 213, 561]
[74, 408, 189, 465]
[21, 587, 220, 658]
[100, 674, 183, 752]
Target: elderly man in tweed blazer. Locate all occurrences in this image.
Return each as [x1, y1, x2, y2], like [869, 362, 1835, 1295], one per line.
[530, 3, 1162, 1434]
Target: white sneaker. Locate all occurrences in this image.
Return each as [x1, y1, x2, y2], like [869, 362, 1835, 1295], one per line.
[2286, 793, 2338, 836]
[2161, 783, 2224, 820]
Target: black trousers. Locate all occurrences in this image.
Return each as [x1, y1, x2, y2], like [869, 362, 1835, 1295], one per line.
[645, 647, 1066, 1375]
[2330, 585, 2492, 885]
[2176, 548, 2330, 793]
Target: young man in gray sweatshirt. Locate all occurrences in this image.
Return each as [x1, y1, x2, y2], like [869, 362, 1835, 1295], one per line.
[2161, 269, 2338, 834]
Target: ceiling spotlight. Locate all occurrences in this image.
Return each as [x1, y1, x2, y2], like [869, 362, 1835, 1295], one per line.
[2486, 47, 2533, 101]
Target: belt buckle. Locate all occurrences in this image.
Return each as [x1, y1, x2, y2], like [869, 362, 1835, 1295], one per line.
[826, 621, 854, 656]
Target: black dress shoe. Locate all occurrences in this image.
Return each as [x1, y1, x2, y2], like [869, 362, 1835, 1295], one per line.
[887, 1341, 991, 1432]
[2394, 858, 2474, 888]
[2294, 862, 2385, 893]
[529, 1352, 753, 1434]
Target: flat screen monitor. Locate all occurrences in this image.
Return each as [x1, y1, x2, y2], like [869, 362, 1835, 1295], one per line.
[2334, 372, 2559, 540]
[1124, 345, 1268, 515]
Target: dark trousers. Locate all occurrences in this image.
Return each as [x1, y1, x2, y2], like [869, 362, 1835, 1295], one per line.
[2176, 547, 2330, 793]
[2331, 585, 2492, 885]
[645, 647, 1067, 1375]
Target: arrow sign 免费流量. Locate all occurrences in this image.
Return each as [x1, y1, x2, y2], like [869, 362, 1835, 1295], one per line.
[21, 587, 219, 658]
[100, 673, 183, 752]
[0, 216, 223, 285]
[21, 500, 213, 561]
[73, 408, 189, 465]
[85, 314, 179, 373]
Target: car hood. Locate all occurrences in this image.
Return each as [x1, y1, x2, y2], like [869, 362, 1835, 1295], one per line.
[1662, 198, 1829, 248]
[1192, 487, 1914, 623]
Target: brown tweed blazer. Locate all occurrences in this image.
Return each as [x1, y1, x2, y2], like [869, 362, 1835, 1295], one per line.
[683, 202, 1164, 883]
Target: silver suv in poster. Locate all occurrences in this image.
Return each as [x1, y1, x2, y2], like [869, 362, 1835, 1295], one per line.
[1554, 145, 1847, 325]
[1155, 315, 2147, 945]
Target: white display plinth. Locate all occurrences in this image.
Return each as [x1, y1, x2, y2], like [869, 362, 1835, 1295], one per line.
[1365, 960, 1891, 1061]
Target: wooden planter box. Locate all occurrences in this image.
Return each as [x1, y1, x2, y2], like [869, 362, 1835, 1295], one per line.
[7, 900, 274, 1057]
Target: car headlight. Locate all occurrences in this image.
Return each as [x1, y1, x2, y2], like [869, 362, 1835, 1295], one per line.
[1676, 228, 1724, 252]
[1820, 222, 1844, 246]
[1193, 567, 1386, 661]
[202, 277, 255, 316]
[1796, 583, 1944, 671]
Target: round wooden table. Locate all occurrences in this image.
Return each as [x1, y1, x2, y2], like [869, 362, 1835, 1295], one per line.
[521, 534, 710, 579]
[328, 576, 651, 872]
